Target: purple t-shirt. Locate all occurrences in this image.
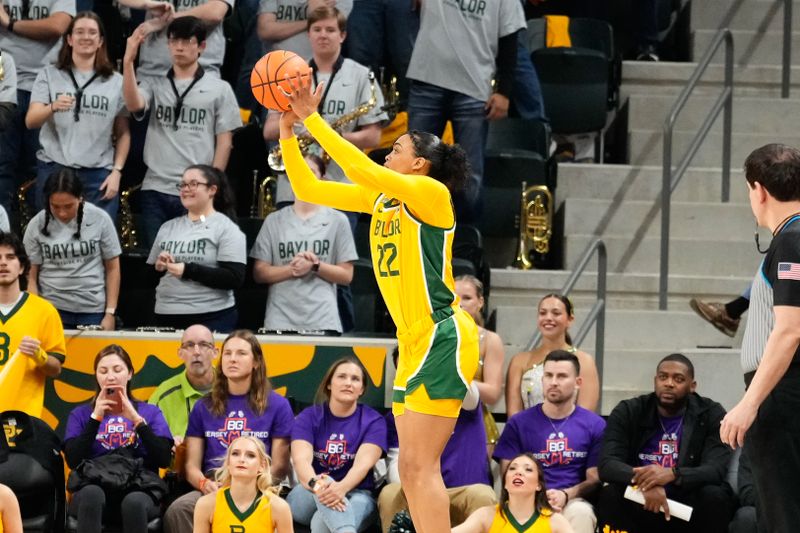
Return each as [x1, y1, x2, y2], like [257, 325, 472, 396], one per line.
[292, 403, 387, 491]
[64, 402, 173, 460]
[386, 406, 491, 487]
[186, 391, 294, 473]
[493, 404, 606, 489]
[638, 413, 684, 468]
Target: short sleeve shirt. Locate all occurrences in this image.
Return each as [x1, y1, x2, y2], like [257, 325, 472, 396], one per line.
[138, 72, 242, 195]
[186, 392, 294, 473]
[148, 371, 209, 439]
[407, 0, 525, 102]
[0, 204, 9, 232]
[0, 51, 17, 104]
[741, 216, 800, 372]
[31, 66, 127, 169]
[23, 202, 122, 313]
[249, 205, 357, 332]
[147, 212, 246, 315]
[493, 405, 606, 489]
[257, 0, 353, 60]
[0, 0, 76, 90]
[292, 403, 386, 491]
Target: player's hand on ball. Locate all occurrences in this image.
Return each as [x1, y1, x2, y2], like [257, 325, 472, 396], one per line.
[283, 71, 324, 120]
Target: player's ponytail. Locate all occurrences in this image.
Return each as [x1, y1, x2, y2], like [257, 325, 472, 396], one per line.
[185, 164, 238, 223]
[41, 167, 84, 239]
[408, 130, 471, 193]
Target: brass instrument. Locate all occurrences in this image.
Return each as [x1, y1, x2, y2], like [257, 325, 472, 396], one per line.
[0, 51, 4, 82]
[256, 175, 277, 218]
[17, 179, 35, 234]
[268, 72, 379, 171]
[119, 184, 141, 250]
[511, 181, 553, 270]
[379, 68, 400, 122]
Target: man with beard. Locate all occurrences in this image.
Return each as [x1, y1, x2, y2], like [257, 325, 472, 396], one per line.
[493, 350, 605, 533]
[597, 353, 734, 533]
[0, 231, 65, 413]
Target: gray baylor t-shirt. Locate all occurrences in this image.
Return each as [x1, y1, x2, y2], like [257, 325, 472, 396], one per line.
[136, 0, 234, 78]
[407, 0, 524, 102]
[0, 51, 18, 104]
[31, 66, 127, 168]
[23, 202, 122, 313]
[249, 205, 357, 332]
[257, 0, 352, 60]
[147, 211, 246, 314]
[0, 204, 9, 232]
[274, 57, 387, 203]
[138, 73, 242, 195]
[0, 0, 76, 90]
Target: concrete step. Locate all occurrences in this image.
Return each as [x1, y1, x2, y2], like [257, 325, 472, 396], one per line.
[694, 29, 800, 66]
[622, 61, 800, 98]
[628, 94, 800, 136]
[564, 198, 755, 240]
[564, 234, 761, 276]
[557, 164, 749, 203]
[692, 0, 799, 31]
[628, 128, 797, 167]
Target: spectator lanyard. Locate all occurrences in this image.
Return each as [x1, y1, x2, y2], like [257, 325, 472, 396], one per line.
[66, 69, 100, 122]
[167, 65, 205, 130]
[309, 54, 344, 115]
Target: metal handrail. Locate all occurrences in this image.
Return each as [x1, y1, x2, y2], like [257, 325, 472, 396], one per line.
[783, 0, 792, 98]
[659, 29, 733, 310]
[525, 239, 607, 407]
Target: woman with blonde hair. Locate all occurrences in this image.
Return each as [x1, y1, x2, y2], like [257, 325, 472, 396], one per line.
[193, 436, 293, 533]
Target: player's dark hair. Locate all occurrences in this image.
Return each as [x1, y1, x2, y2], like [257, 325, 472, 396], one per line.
[407, 131, 471, 193]
[499, 453, 552, 519]
[307, 5, 347, 32]
[315, 356, 369, 404]
[744, 143, 800, 202]
[91, 344, 139, 405]
[42, 167, 85, 240]
[167, 15, 207, 44]
[56, 12, 114, 78]
[544, 349, 581, 376]
[185, 164, 238, 223]
[658, 353, 695, 379]
[0, 231, 31, 287]
[209, 329, 270, 417]
[538, 293, 574, 346]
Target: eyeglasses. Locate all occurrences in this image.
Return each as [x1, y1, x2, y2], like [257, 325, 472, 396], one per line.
[180, 341, 215, 351]
[176, 181, 210, 191]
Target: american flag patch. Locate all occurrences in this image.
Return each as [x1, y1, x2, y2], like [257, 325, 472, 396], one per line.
[778, 262, 800, 280]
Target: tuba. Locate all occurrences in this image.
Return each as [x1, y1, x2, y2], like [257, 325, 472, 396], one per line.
[254, 175, 277, 218]
[17, 179, 35, 234]
[268, 72, 379, 171]
[511, 181, 553, 270]
[119, 184, 141, 250]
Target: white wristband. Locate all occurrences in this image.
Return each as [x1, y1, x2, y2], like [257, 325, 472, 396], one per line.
[105, 307, 116, 315]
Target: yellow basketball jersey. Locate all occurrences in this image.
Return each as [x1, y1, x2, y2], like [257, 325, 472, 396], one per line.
[212, 488, 273, 533]
[488, 505, 552, 533]
[370, 193, 457, 331]
[0, 292, 66, 371]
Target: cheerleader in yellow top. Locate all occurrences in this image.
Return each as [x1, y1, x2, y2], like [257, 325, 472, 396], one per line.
[454, 454, 573, 533]
[279, 76, 480, 533]
[0, 483, 22, 533]
[193, 436, 293, 533]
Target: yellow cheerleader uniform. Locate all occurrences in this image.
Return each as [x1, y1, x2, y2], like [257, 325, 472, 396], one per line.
[489, 504, 552, 533]
[281, 113, 479, 418]
[212, 487, 272, 533]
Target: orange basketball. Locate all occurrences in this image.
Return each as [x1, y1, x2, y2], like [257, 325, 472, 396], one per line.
[250, 50, 313, 112]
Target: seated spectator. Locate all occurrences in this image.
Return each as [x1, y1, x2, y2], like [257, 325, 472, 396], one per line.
[452, 453, 573, 533]
[597, 353, 734, 533]
[147, 165, 246, 332]
[729, 446, 756, 533]
[164, 329, 293, 533]
[193, 436, 294, 533]
[23, 168, 121, 330]
[148, 324, 217, 444]
[122, 16, 241, 249]
[0, 50, 17, 132]
[494, 350, 605, 533]
[379, 389, 496, 531]
[251, 154, 356, 335]
[25, 11, 129, 218]
[63, 344, 174, 533]
[0, 483, 22, 533]
[0, 0, 73, 215]
[288, 356, 386, 533]
[506, 294, 599, 416]
[454, 275, 504, 454]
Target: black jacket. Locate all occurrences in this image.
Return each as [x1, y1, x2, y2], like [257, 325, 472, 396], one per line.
[598, 392, 731, 490]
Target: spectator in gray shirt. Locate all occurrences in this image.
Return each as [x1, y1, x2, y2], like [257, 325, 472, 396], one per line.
[147, 165, 246, 332]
